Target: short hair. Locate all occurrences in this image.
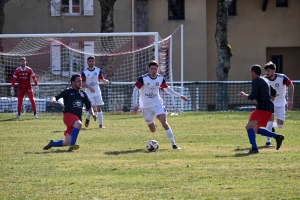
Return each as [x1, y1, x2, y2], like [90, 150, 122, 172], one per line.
[148, 60, 158, 68]
[70, 74, 81, 83]
[264, 61, 276, 70]
[251, 64, 262, 75]
[87, 56, 95, 61]
[19, 57, 26, 61]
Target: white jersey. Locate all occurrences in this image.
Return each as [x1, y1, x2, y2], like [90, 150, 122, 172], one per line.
[135, 74, 168, 108]
[81, 67, 104, 98]
[265, 73, 291, 107]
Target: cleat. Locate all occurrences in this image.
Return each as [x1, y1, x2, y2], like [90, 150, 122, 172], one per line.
[265, 142, 272, 147]
[99, 125, 105, 129]
[172, 145, 181, 150]
[85, 118, 90, 128]
[275, 135, 285, 150]
[68, 145, 80, 152]
[248, 148, 259, 154]
[43, 139, 54, 150]
[16, 114, 20, 119]
[34, 114, 39, 119]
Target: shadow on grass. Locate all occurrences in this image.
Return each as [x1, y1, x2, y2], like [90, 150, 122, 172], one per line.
[104, 149, 147, 155]
[25, 149, 70, 154]
[232, 145, 275, 157]
[0, 118, 33, 122]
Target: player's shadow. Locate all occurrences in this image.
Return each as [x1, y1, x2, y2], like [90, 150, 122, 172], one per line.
[104, 149, 146, 155]
[233, 145, 275, 157]
[24, 150, 69, 154]
[0, 118, 33, 122]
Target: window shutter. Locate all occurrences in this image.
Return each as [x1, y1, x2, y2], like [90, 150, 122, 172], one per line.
[50, 0, 61, 16]
[84, 41, 95, 69]
[51, 41, 61, 75]
[83, 0, 94, 16]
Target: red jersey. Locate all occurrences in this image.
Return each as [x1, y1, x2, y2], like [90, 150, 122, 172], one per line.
[12, 66, 38, 89]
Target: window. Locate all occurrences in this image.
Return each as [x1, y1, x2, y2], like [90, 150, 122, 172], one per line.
[271, 55, 283, 73]
[62, 0, 81, 15]
[168, 0, 184, 20]
[276, 0, 288, 7]
[228, 0, 236, 16]
[50, 0, 94, 16]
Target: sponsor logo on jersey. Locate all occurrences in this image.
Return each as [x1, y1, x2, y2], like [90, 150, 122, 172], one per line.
[73, 100, 82, 108]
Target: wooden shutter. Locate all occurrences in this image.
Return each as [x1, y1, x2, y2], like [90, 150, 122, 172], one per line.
[84, 41, 95, 69]
[83, 0, 94, 16]
[51, 41, 61, 75]
[50, 0, 61, 16]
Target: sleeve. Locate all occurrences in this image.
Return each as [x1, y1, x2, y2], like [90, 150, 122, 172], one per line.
[29, 68, 38, 86]
[282, 75, 291, 86]
[135, 76, 144, 89]
[247, 80, 257, 101]
[98, 69, 104, 80]
[55, 89, 68, 101]
[81, 71, 86, 82]
[132, 86, 139, 107]
[11, 70, 17, 87]
[270, 85, 277, 97]
[83, 91, 92, 111]
[163, 87, 181, 97]
[160, 77, 168, 88]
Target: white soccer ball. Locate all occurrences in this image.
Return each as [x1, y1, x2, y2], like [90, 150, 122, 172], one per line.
[146, 140, 159, 152]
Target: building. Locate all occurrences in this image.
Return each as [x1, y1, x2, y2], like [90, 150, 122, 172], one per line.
[3, 0, 300, 81]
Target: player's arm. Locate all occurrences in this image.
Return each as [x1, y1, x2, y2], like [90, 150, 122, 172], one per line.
[11, 72, 17, 96]
[83, 91, 96, 120]
[163, 87, 188, 102]
[270, 85, 277, 101]
[287, 81, 294, 110]
[245, 80, 259, 100]
[99, 74, 109, 85]
[81, 71, 94, 92]
[132, 77, 143, 113]
[51, 90, 68, 105]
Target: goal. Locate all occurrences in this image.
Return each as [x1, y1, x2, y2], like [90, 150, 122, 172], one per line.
[0, 31, 185, 113]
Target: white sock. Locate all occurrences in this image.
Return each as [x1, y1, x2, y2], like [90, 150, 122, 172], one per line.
[165, 128, 175, 146]
[86, 112, 91, 120]
[266, 121, 273, 143]
[273, 122, 279, 128]
[97, 111, 103, 126]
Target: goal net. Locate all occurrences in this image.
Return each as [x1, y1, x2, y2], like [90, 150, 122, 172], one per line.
[0, 32, 185, 113]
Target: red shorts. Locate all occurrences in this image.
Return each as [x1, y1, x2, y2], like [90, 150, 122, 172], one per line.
[249, 109, 272, 127]
[63, 113, 80, 136]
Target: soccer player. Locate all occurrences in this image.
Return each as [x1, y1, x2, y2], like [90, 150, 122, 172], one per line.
[132, 60, 188, 150]
[82, 56, 109, 129]
[11, 57, 39, 119]
[264, 61, 294, 146]
[43, 74, 97, 151]
[237, 64, 285, 154]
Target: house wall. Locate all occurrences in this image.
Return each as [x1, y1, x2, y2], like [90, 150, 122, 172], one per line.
[207, 0, 300, 81]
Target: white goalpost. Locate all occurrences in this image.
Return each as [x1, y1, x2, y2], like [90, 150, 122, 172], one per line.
[0, 30, 186, 113]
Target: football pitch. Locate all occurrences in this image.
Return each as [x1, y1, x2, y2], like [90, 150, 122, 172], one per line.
[1, 111, 300, 199]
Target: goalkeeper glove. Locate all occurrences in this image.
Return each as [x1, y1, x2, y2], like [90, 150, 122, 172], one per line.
[35, 86, 39, 95]
[10, 87, 15, 96]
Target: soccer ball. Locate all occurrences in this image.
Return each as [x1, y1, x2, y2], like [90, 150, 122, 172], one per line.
[146, 140, 159, 152]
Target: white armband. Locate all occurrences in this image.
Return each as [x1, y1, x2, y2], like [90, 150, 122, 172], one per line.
[163, 87, 181, 98]
[132, 86, 139, 107]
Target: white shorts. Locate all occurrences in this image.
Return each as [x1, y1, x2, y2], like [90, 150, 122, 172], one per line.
[274, 106, 286, 121]
[141, 104, 167, 124]
[89, 95, 104, 106]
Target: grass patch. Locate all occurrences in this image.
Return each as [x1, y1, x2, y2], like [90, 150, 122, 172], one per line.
[1, 111, 300, 199]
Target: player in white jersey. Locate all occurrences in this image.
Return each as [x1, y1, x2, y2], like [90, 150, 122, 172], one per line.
[264, 61, 294, 146]
[132, 61, 188, 150]
[82, 56, 109, 129]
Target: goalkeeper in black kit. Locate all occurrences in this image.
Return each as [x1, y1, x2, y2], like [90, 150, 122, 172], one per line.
[43, 74, 97, 151]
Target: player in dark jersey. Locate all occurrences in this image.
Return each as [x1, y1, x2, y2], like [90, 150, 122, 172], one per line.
[43, 74, 97, 152]
[237, 64, 285, 154]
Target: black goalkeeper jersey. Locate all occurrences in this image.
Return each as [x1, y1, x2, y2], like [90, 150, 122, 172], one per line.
[55, 87, 92, 121]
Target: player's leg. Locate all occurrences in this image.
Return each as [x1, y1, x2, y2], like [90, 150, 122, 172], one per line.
[27, 89, 38, 118]
[273, 106, 285, 129]
[156, 106, 180, 149]
[265, 114, 275, 146]
[142, 108, 156, 132]
[85, 97, 95, 127]
[94, 95, 105, 128]
[16, 89, 26, 118]
[245, 118, 259, 154]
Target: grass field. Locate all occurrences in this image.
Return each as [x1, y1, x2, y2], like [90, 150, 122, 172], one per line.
[0, 111, 300, 200]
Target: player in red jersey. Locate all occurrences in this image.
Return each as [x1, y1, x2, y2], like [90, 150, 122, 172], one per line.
[11, 57, 39, 119]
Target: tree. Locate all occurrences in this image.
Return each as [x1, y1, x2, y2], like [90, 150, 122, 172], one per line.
[215, 0, 232, 110]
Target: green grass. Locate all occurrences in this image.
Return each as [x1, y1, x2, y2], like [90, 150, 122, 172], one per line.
[1, 111, 300, 199]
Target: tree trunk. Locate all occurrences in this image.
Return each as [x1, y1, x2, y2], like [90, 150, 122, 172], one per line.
[215, 0, 232, 111]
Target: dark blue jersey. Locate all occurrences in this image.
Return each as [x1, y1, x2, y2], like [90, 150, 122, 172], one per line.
[55, 87, 92, 121]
